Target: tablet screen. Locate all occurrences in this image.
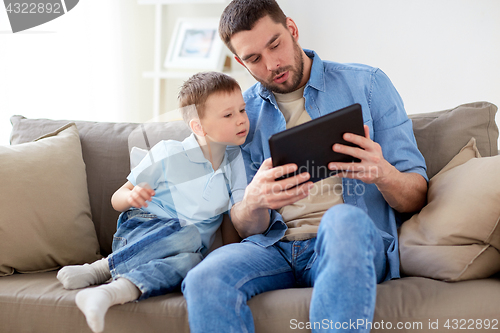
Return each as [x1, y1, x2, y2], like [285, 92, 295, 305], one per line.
[269, 103, 364, 183]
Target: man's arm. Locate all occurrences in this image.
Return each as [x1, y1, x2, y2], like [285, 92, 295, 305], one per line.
[329, 125, 427, 213]
[230, 158, 313, 238]
[370, 163, 427, 213]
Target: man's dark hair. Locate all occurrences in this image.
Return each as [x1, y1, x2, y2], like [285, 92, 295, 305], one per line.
[219, 0, 287, 55]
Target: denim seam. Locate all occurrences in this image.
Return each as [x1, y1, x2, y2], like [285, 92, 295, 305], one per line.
[304, 251, 317, 271]
[108, 255, 117, 277]
[109, 248, 142, 280]
[235, 292, 249, 333]
[108, 255, 148, 300]
[367, 69, 376, 119]
[361, 228, 377, 332]
[111, 248, 144, 274]
[291, 243, 298, 260]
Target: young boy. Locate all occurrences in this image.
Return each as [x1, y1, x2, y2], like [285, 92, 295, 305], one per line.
[56, 72, 249, 333]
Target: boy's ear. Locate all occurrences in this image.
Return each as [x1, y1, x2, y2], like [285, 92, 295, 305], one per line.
[189, 118, 205, 136]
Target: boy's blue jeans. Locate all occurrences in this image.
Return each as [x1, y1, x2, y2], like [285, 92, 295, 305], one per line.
[109, 209, 203, 300]
[182, 204, 388, 333]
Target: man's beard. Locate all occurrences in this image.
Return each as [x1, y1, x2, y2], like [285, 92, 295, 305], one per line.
[252, 38, 305, 94]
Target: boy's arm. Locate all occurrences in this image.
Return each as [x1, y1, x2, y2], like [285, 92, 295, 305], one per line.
[111, 181, 155, 212]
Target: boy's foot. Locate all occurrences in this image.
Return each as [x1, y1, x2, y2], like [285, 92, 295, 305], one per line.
[57, 258, 111, 289]
[75, 288, 111, 333]
[75, 278, 141, 333]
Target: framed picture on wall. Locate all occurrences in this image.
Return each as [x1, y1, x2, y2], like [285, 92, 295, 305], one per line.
[164, 18, 227, 71]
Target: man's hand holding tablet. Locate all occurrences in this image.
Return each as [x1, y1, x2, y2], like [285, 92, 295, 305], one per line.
[269, 103, 365, 183]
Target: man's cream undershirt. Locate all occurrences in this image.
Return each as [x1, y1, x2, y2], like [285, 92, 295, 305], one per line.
[273, 88, 344, 241]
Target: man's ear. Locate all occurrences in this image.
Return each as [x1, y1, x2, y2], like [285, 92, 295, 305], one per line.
[286, 17, 299, 41]
[189, 118, 205, 136]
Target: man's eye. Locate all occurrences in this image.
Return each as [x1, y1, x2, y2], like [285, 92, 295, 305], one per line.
[240, 109, 246, 113]
[250, 56, 260, 64]
[271, 42, 280, 49]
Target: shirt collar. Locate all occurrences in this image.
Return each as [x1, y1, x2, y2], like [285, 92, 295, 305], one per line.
[181, 133, 230, 171]
[181, 133, 207, 164]
[258, 49, 326, 101]
[304, 49, 326, 93]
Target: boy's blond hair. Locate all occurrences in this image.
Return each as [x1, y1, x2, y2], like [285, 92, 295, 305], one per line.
[178, 72, 241, 124]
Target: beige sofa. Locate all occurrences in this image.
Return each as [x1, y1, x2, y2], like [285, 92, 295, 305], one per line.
[1, 102, 499, 333]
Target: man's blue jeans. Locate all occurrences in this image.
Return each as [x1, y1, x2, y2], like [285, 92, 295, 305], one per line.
[109, 209, 203, 300]
[182, 204, 388, 333]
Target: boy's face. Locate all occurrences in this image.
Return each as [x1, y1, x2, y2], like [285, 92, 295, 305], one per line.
[230, 15, 305, 94]
[200, 89, 249, 146]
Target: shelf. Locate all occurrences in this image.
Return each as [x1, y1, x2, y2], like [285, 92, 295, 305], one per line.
[143, 70, 248, 80]
[139, 0, 230, 117]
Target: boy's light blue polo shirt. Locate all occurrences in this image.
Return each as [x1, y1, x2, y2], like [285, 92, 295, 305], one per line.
[127, 133, 247, 254]
[239, 49, 428, 280]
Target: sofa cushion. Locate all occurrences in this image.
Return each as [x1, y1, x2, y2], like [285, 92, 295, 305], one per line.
[10, 116, 191, 256]
[399, 138, 500, 281]
[1, 271, 499, 333]
[0, 124, 101, 276]
[409, 101, 498, 179]
[373, 276, 500, 332]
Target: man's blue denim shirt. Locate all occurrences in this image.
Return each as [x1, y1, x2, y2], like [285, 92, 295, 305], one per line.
[239, 49, 428, 281]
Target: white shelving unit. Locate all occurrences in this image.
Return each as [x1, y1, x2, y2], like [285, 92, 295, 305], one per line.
[138, 0, 250, 119]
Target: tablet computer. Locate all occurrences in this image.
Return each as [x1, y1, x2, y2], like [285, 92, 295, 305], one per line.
[268, 103, 364, 183]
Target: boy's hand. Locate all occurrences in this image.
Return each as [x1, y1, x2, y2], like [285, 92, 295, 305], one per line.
[127, 182, 155, 208]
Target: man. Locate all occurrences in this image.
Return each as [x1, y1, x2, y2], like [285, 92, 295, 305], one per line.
[182, 1, 428, 332]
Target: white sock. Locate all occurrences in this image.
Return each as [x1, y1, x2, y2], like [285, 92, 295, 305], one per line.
[57, 258, 111, 290]
[76, 278, 141, 333]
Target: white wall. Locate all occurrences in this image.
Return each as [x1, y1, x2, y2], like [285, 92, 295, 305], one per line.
[280, 0, 500, 133]
[2, 0, 499, 148]
[0, 0, 154, 145]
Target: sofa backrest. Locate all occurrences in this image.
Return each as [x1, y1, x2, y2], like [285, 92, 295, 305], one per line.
[409, 102, 498, 178]
[10, 116, 191, 256]
[8, 102, 498, 256]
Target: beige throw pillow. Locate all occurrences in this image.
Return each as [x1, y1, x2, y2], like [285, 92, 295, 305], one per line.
[0, 123, 101, 276]
[399, 138, 500, 281]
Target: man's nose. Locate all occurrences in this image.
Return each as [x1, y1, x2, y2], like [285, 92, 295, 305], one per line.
[265, 54, 280, 71]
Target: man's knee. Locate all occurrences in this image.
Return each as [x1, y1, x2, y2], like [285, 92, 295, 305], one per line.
[182, 262, 203, 295]
[182, 244, 239, 296]
[319, 204, 376, 241]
